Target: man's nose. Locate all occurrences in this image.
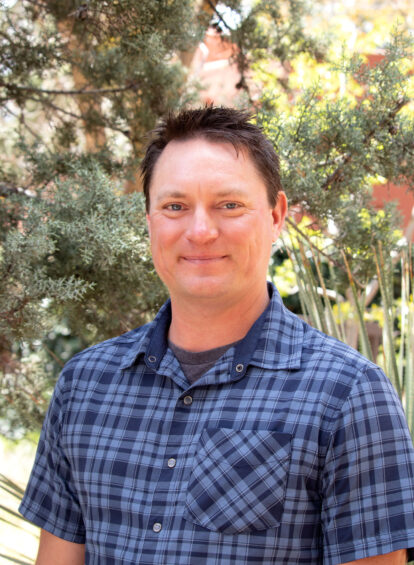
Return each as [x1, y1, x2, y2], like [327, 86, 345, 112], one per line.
[185, 207, 219, 244]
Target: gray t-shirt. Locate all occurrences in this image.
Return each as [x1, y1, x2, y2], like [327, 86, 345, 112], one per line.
[168, 340, 238, 384]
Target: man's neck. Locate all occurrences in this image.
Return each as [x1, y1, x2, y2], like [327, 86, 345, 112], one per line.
[168, 285, 270, 352]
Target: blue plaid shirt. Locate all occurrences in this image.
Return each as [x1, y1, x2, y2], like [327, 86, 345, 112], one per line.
[20, 284, 414, 564]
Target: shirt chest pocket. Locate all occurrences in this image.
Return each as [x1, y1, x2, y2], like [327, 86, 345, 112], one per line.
[183, 428, 291, 535]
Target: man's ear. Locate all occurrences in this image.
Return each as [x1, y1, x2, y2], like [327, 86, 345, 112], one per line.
[271, 191, 288, 242]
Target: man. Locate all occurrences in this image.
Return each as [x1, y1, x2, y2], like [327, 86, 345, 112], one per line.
[20, 107, 414, 564]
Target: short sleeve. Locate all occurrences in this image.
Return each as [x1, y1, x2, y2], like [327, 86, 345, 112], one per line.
[321, 366, 414, 565]
[19, 369, 86, 542]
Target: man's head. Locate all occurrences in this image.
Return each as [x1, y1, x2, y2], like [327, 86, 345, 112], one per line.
[144, 108, 288, 309]
[140, 106, 282, 212]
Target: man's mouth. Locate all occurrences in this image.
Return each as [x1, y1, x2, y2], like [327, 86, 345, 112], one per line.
[181, 255, 226, 263]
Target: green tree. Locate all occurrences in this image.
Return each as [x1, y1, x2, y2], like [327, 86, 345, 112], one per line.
[0, 0, 203, 433]
[0, 0, 320, 434]
[261, 29, 413, 280]
[258, 25, 414, 433]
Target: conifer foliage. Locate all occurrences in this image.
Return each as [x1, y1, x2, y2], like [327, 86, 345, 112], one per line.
[0, 0, 320, 433]
[2, 1, 412, 434]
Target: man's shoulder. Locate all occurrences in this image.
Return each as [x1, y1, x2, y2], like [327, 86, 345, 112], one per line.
[266, 294, 376, 374]
[302, 320, 374, 367]
[298, 315, 388, 391]
[62, 320, 154, 378]
[267, 298, 381, 377]
[258, 289, 380, 383]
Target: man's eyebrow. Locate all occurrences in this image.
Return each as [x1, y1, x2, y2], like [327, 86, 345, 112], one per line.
[214, 189, 248, 198]
[154, 190, 187, 201]
[154, 188, 248, 201]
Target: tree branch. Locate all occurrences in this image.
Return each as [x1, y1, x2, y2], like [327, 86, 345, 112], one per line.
[205, 0, 235, 32]
[321, 97, 408, 191]
[41, 98, 131, 139]
[14, 93, 131, 140]
[5, 104, 43, 143]
[1, 81, 141, 96]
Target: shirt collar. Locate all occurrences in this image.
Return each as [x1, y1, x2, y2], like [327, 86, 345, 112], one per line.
[248, 283, 304, 370]
[120, 283, 304, 373]
[119, 300, 171, 370]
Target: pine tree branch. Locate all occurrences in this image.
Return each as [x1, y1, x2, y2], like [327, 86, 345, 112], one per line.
[43, 344, 65, 368]
[321, 97, 408, 191]
[4, 104, 43, 143]
[41, 98, 131, 139]
[287, 89, 318, 160]
[1, 80, 140, 96]
[29, 95, 129, 139]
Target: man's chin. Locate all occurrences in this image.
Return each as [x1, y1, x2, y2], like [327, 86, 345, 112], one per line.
[174, 278, 233, 301]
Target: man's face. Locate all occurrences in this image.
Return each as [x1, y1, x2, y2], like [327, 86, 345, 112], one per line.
[146, 138, 287, 307]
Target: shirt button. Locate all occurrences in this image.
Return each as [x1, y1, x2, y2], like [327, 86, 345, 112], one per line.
[183, 395, 193, 405]
[153, 522, 162, 533]
[148, 355, 156, 363]
[235, 363, 244, 373]
[167, 458, 176, 468]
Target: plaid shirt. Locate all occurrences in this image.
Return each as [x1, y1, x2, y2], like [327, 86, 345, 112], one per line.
[20, 284, 414, 564]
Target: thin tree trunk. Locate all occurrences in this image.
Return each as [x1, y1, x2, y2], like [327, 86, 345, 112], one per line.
[56, 19, 107, 152]
[179, 0, 219, 68]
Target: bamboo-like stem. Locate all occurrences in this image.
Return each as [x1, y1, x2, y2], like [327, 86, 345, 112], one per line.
[341, 251, 373, 361]
[289, 241, 319, 327]
[298, 241, 327, 333]
[399, 253, 407, 392]
[284, 242, 310, 322]
[329, 262, 347, 342]
[283, 222, 412, 433]
[310, 246, 341, 340]
[373, 243, 402, 398]
[402, 247, 414, 437]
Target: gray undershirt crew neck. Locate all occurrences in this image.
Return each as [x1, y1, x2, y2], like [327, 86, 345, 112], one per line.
[168, 339, 239, 384]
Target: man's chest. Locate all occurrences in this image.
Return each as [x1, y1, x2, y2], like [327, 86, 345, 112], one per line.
[61, 365, 325, 546]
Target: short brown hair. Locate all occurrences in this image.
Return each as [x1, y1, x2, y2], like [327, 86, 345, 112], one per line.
[140, 105, 282, 212]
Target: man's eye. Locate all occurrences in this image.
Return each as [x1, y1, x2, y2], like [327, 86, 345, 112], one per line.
[223, 202, 239, 209]
[166, 203, 183, 211]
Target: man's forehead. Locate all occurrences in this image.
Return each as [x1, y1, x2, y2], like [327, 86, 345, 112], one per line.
[161, 136, 244, 157]
[151, 138, 254, 181]
[147, 136, 271, 208]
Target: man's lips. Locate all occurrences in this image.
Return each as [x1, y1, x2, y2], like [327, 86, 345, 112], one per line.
[181, 255, 227, 263]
